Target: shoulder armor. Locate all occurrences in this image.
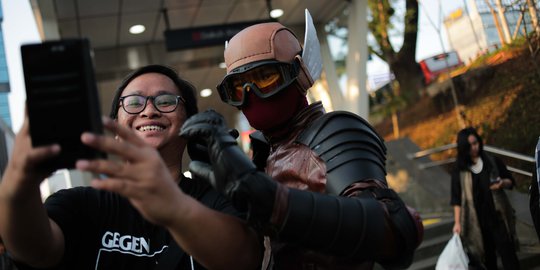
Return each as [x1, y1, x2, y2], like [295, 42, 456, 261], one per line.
[296, 111, 387, 195]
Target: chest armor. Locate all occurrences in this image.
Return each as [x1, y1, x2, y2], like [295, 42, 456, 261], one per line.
[265, 111, 387, 195]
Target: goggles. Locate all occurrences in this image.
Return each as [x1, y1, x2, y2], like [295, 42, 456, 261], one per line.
[217, 61, 299, 107]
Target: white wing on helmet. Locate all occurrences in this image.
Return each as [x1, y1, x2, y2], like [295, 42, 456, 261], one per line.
[302, 9, 323, 81]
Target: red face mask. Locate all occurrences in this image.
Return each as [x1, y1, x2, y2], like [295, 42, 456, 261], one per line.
[241, 84, 307, 131]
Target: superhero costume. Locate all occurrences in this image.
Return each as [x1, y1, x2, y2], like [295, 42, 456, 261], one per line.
[181, 18, 423, 270]
[260, 99, 424, 268]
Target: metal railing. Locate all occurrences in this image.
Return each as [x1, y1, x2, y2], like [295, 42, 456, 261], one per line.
[408, 143, 535, 177]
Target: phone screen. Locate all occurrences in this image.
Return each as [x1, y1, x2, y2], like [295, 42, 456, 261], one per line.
[21, 39, 106, 171]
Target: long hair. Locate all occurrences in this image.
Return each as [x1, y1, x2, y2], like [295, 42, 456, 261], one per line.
[456, 127, 484, 170]
[109, 64, 198, 119]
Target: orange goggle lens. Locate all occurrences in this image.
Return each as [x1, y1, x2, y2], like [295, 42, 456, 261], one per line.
[217, 62, 297, 106]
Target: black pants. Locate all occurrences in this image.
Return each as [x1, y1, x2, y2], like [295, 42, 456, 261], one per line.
[480, 221, 520, 270]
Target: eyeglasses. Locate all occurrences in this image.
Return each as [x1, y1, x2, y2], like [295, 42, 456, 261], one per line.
[119, 94, 185, 114]
[217, 61, 298, 107]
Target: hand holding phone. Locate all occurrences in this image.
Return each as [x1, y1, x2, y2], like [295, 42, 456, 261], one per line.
[490, 177, 501, 184]
[21, 39, 106, 171]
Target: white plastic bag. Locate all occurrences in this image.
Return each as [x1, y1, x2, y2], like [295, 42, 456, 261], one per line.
[435, 233, 469, 270]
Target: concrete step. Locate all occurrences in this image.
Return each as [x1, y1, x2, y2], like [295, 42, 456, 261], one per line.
[407, 250, 540, 270]
[413, 234, 452, 261]
[517, 251, 540, 269]
[421, 219, 453, 241]
[411, 218, 454, 261]
[408, 224, 453, 270]
[385, 138, 540, 269]
[407, 255, 438, 270]
[409, 218, 540, 269]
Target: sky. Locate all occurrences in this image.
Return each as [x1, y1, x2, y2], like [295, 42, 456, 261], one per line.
[418, 0, 466, 60]
[1, 0, 467, 133]
[2, 0, 41, 134]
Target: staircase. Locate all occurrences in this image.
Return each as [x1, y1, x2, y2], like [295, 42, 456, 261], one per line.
[407, 218, 540, 270]
[384, 138, 540, 269]
[407, 219, 453, 270]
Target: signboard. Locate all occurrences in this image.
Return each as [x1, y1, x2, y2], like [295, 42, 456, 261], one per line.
[164, 19, 275, 51]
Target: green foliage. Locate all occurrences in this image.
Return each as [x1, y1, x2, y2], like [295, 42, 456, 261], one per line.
[328, 0, 424, 103]
[367, 0, 395, 55]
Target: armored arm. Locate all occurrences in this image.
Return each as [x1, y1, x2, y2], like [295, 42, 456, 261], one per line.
[181, 110, 422, 267]
[208, 167, 422, 267]
[275, 111, 422, 267]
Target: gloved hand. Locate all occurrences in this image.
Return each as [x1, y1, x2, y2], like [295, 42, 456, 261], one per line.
[249, 131, 270, 171]
[180, 110, 276, 223]
[187, 129, 239, 164]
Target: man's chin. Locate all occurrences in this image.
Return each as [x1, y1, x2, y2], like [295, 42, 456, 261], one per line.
[140, 137, 164, 149]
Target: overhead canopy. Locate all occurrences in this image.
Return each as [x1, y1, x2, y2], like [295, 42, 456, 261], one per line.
[34, 0, 347, 121]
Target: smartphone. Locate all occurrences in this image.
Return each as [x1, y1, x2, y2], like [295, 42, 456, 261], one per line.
[21, 39, 106, 171]
[490, 177, 502, 185]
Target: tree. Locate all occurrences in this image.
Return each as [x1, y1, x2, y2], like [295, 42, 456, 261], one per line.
[367, 0, 424, 103]
[484, 0, 508, 45]
[526, 0, 539, 33]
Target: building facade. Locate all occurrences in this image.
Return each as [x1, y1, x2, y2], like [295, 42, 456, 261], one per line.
[0, 0, 93, 196]
[0, 3, 14, 176]
[445, 0, 539, 64]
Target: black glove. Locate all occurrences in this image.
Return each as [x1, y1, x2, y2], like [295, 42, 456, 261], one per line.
[180, 110, 276, 223]
[186, 139, 210, 163]
[249, 131, 270, 171]
[187, 129, 240, 163]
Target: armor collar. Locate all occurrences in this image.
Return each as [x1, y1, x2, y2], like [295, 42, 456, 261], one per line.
[264, 101, 325, 145]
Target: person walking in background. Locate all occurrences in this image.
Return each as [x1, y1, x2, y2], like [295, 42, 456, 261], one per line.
[0, 65, 261, 270]
[451, 127, 520, 269]
[530, 170, 540, 241]
[181, 19, 423, 269]
[530, 138, 540, 241]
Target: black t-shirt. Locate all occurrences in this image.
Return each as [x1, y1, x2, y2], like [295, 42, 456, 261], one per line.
[15, 176, 243, 270]
[450, 154, 514, 227]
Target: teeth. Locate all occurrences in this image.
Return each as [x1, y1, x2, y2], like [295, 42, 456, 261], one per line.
[139, 125, 164, 132]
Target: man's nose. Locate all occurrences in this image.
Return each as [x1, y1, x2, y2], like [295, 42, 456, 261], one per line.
[141, 98, 160, 115]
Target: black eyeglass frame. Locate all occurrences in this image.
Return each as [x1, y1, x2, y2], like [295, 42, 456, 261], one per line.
[118, 94, 185, 114]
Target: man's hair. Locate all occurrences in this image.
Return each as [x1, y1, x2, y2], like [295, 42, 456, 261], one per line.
[456, 127, 484, 170]
[109, 64, 198, 119]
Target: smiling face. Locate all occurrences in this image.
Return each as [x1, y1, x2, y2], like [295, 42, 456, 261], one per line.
[116, 72, 187, 151]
